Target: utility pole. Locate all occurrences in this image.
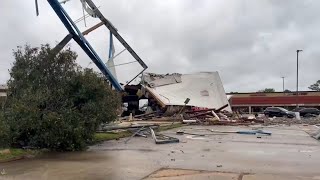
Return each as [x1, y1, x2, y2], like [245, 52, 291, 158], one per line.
[296, 50, 303, 108]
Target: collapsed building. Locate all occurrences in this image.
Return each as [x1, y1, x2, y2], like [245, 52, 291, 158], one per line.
[122, 72, 231, 116]
[37, 0, 231, 119]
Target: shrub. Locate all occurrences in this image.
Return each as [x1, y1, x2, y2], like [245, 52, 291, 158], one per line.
[4, 44, 120, 151]
[0, 111, 10, 148]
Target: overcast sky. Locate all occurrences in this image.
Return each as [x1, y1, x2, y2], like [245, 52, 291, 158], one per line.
[1, 0, 319, 92]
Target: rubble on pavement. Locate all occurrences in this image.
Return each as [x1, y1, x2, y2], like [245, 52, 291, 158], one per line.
[99, 106, 320, 144]
[105, 103, 320, 135]
[104, 71, 320, 143]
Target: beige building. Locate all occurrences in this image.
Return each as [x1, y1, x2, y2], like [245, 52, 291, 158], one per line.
[0, 84, 7, 107]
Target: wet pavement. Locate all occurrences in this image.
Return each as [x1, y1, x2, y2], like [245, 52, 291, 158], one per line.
[0, 125, 320, 180]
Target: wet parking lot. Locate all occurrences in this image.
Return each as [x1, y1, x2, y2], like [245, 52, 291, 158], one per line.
[1, 125, 320, 180]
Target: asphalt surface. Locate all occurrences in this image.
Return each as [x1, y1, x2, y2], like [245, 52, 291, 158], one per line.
[0, 125, 319, 180]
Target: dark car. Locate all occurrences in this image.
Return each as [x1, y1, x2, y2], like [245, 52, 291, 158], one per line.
[298, 108, 320, 117]
[264, 107, 295, 118]
[292, 107, 305, 112]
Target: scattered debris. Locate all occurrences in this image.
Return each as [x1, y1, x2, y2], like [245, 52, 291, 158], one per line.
[128, 129, 148, 138]
[217, 165, 223, 168]
[208, 129, 272, 136]
[237, 130, 271, 136]
[124, 126, 146, 144]
[150, 128, 179, 144]
[176, 130, 225, 136]
[313, 129, 320, 140]
[176, 130, 204, 136]
[98, 124, 160, 132]
[1, 169, 6, 175]
[182, 120, 197, 123]
[100, 83, 320, 145]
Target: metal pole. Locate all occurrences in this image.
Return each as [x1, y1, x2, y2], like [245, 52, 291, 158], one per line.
[296, 50, 298, 108]
[282, 76, 285, 109]
[282, 77, 285, 92]
[281, 76, 285, 95]
[296, 50, 303, 108]
[35, 0, 39, 16]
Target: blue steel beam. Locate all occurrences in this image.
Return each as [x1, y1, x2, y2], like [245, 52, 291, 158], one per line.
[84, 0, 148, 70]
[47, 0, 122, 91]
[108, 32, 113, 60]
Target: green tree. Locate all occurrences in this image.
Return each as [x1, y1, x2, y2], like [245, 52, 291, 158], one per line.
[308, 80, 320, 91]
[4, 44, 120, 151]
[258, 88, 275, 93]
[284, 89, 291, 93]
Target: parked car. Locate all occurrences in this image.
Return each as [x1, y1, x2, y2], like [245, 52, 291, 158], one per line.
[298, 108, 320, 117]
[264, 107, 295, 118]
[292, 107, 305, 112]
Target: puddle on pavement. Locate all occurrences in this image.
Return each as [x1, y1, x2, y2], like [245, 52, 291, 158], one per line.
[0, 150, 114, 177]
[38, 151, 111, 162]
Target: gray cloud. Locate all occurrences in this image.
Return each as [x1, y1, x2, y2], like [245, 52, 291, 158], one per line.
[0, 0, 319, 92]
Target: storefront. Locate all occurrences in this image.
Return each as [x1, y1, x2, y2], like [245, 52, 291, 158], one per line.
[228, 91, 320, 113]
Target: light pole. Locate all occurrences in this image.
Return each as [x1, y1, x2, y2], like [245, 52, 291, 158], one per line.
[281, 76, 286, 109]
[281, 76, 285, 93]
[296, 49, 303, 108]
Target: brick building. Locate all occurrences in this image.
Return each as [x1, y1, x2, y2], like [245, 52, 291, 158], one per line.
[228, 91, 320, 113]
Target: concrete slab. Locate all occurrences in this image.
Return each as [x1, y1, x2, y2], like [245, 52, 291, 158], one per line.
[0, 125, 319, 180]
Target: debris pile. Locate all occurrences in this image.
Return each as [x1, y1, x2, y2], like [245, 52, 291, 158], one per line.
[180, 104, 265, 126]
[104, 71, 320, 144]
[119, 103, 266, 126]
[122, 72, 269, 126]
[99, 105, 320, 145]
